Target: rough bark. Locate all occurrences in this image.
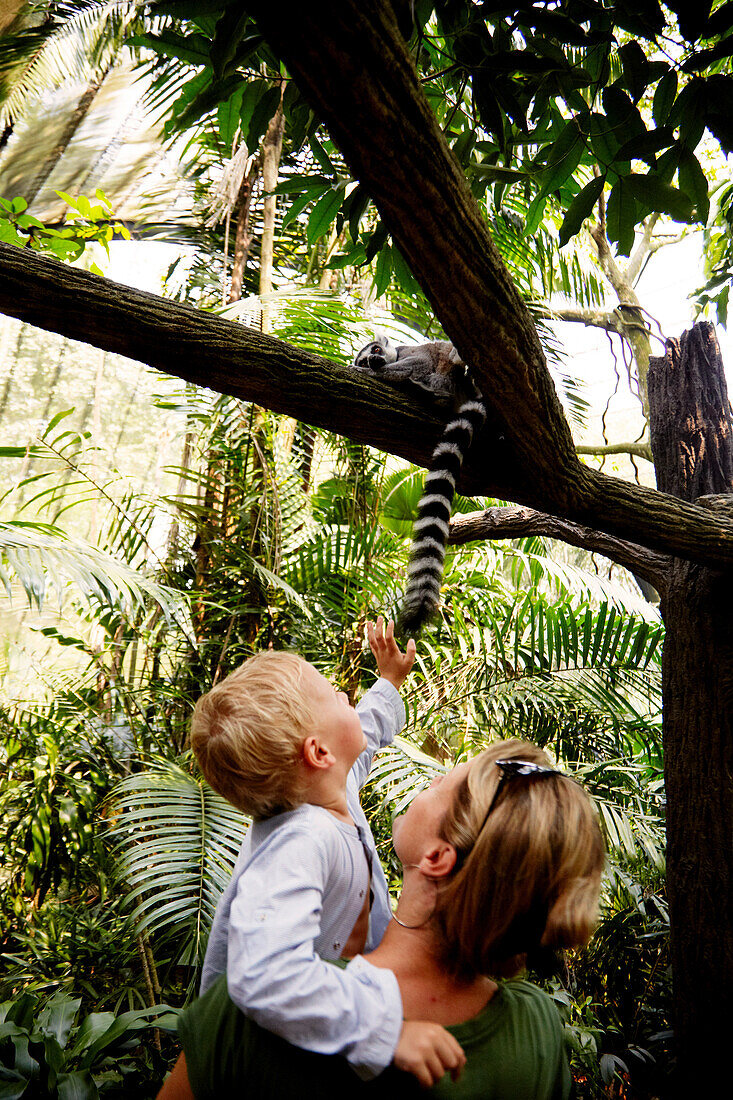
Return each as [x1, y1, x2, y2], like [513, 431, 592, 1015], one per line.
[5, 243, 733, 568]
[450, 505, 670, 595]
[648, 323, 733, 1091]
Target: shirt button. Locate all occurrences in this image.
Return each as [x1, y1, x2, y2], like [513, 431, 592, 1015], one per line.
[359, 890, 364, 898]
[333, 941, 341, 951]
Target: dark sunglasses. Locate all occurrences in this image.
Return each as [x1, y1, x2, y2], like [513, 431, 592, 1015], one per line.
[476, 759, 566, 838]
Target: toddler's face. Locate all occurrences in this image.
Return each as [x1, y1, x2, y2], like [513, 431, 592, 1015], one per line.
[301, 663, 366, 768]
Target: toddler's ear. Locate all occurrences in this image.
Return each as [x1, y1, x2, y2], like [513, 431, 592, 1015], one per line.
[302, 735, 335, 771]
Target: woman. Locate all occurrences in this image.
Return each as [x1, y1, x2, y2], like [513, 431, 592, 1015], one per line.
[158, 740, 604, 1099]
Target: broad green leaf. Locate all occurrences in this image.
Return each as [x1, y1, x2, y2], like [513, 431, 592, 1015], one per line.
[559, 176, 605, 246]
[306, 187, 343, 245]
[679, 149, 710, 223]
[606, 178, 638, 255]
[127, 31, 211, 66]
[37, 994, 80, 1048]
[217, 86, 245, 148]
[626, 175, 694, 222]
[615, 127, 674, 164]
[536, 114, 589, 199]
[56, 1072, 98, 1100]
[589, 111, 621, 169]
[653, 70, 678, 126]
[619, 41, 650, 102]
[373, 245, 392, 297]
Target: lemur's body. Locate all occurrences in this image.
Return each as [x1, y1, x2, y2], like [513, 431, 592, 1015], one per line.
[353, 337, 486, 632]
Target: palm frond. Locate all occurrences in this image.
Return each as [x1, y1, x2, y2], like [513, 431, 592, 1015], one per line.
[0, 2, 139, 129]
[0, 519, 183, 617]
[109, 759, 248, 971]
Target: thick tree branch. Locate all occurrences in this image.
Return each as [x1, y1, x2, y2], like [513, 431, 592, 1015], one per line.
[450, 506, 670, 595]
[0, 242, 500, 479]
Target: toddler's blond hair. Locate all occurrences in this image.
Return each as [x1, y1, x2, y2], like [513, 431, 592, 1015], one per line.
[190, 651, 319, 818]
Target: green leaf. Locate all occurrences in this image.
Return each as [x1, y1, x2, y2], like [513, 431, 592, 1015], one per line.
[126, 31, 211, 67]
[589, 112, 623, 174]
[308, 133, 337, 176]
[602, 85, 645, 143]
[678, 149, 710, 223]
[559, 175, 605, 246]
[606, 178, 638, 255]
[0, 222, 26, 248]
[210, 5, 252, 78]
[373, 245, 392, 297]
[281, 189, 320, 230]
[38, 994, 80, 1048]
[56, 1072, 98, 1100]
[243, 85, 282, 150]
[306, 187, 343, 245]
[619, 41, 651, 102]
[524, 191, 547, 237]
[536, 114, 589, 199]
[626, 175, 694, 222]
[615, 127, 674, 165]
[217, 86, 245, 149]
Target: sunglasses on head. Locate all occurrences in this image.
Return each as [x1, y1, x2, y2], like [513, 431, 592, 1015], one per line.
[476, 758, 566, 838]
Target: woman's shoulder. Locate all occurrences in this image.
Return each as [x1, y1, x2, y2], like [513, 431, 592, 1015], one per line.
[448, 978, 564, 1044]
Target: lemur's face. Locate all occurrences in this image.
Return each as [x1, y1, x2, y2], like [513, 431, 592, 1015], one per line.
[354, 338, 397, 369]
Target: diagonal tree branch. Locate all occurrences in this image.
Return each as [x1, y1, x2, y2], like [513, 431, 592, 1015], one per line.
[450, 506, 670, 595]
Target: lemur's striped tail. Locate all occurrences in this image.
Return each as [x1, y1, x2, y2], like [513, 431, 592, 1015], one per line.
[399, 399, 486, 634]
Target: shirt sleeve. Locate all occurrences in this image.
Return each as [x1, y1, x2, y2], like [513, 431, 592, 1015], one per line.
[226, 823, 403, 1078]
[351, 678, 406, 791]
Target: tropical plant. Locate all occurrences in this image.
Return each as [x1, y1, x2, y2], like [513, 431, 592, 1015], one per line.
[0, 988, 178, 1098]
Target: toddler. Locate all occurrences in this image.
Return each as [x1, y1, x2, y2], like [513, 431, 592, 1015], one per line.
[191, 619, 463, 1085]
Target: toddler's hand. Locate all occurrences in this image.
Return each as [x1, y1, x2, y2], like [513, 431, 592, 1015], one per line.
[366, 617, 416, 691]
[394, 1020, 465, 1088]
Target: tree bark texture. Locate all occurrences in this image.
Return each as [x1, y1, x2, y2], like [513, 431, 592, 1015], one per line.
[6, 244, 733, 569]
[649, 322, 733, 1091]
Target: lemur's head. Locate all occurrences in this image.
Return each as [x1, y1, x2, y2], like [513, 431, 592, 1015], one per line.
[353, 334, 398, 369]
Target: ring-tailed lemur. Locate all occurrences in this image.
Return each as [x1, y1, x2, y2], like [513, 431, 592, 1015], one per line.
[353, 335, 486, 632]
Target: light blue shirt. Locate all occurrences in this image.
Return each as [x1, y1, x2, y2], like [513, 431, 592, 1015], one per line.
[200, 678, 406, 1077]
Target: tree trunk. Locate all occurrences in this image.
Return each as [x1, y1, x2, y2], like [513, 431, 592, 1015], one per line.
[648, 322, 733, 1091]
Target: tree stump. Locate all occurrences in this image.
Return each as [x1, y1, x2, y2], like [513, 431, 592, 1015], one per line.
[648, 321, 733, 1091]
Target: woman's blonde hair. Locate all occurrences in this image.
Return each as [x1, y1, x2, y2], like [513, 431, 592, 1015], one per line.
[190, 651, 318, 818]
[434, 739, 604, 980]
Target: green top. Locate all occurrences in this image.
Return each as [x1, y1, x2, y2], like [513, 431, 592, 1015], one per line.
[179, 973, 571, 1100]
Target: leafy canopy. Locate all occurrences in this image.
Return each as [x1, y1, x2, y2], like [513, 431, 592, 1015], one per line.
[135, 0, 733, 265]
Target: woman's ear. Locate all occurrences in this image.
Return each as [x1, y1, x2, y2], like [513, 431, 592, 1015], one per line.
[302, 736, 335, 771]
[418, 842, 457, 880]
